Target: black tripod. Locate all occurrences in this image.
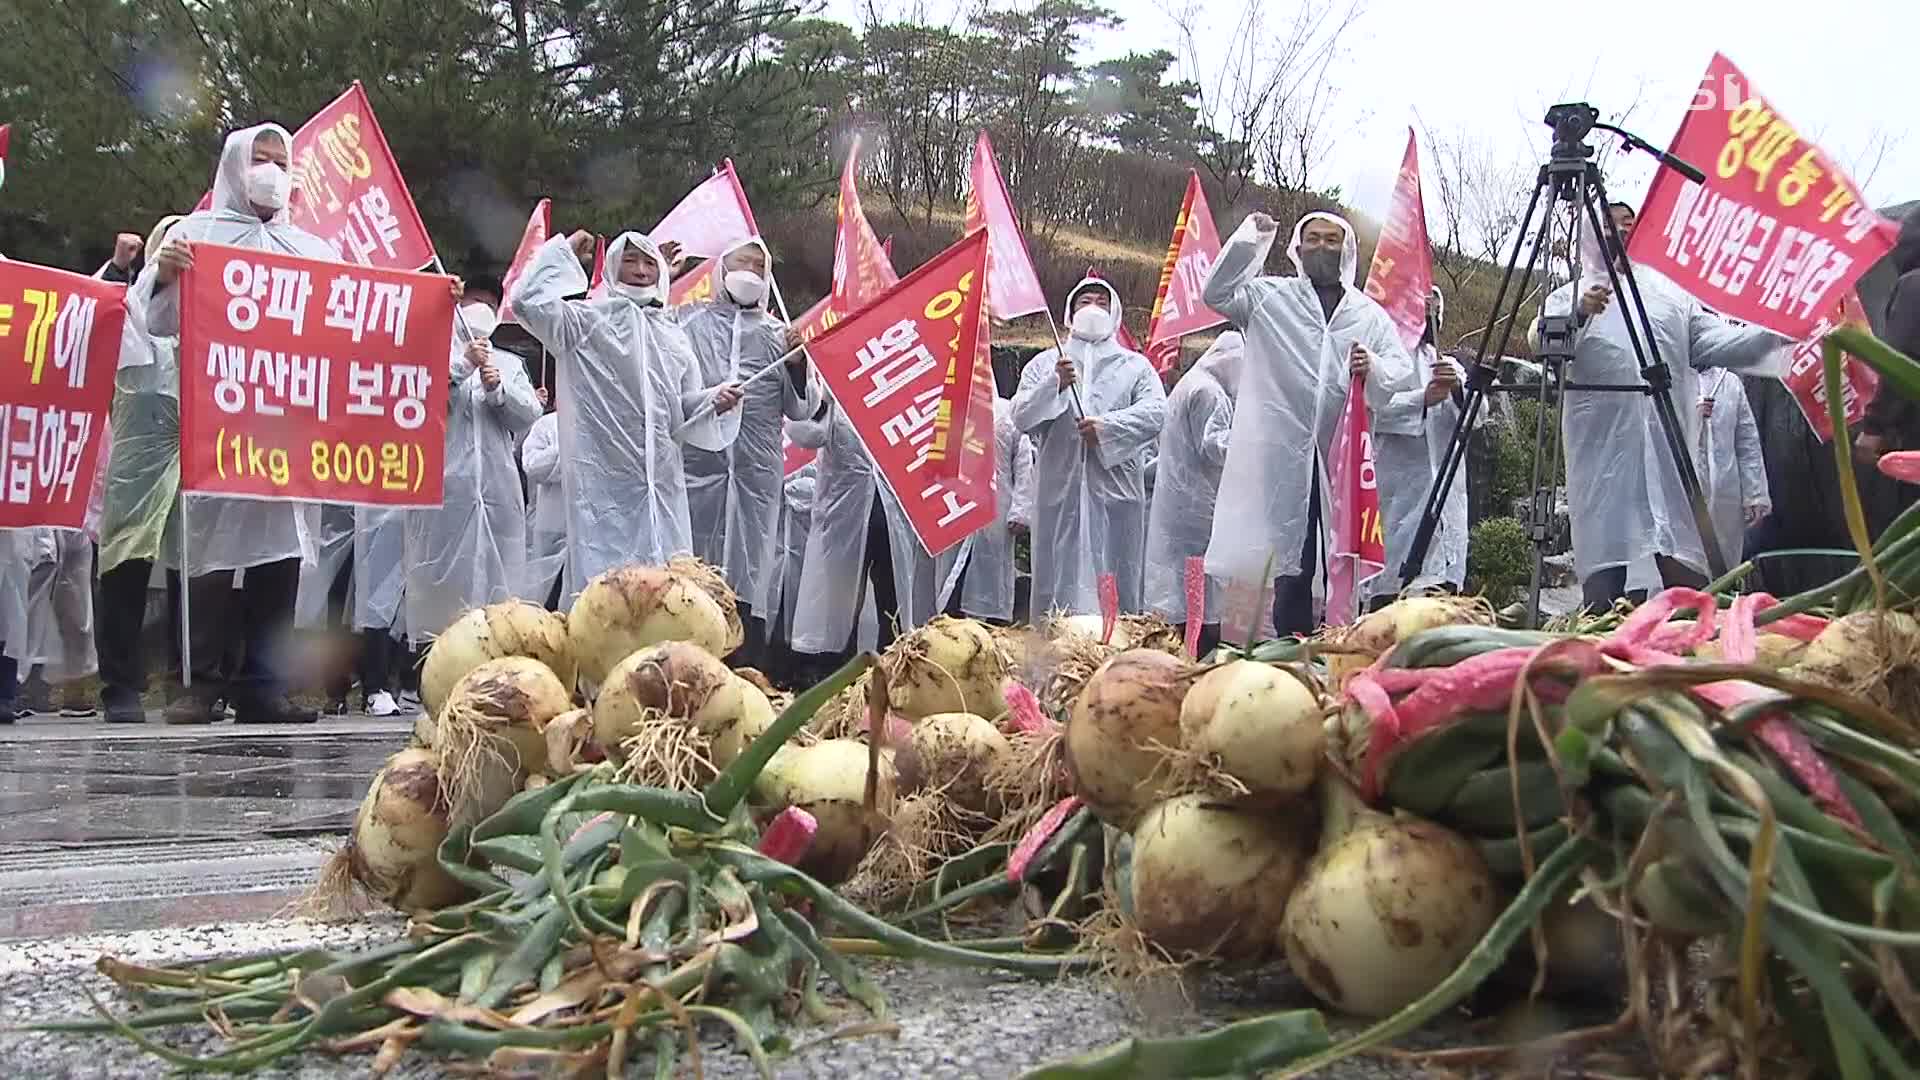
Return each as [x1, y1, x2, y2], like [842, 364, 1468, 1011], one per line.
[1398, 103, 1726, 627]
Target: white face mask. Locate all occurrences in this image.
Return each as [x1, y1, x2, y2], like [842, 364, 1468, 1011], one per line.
[610, 280, 663, 307]
[1070, 302, 1113, 342]
[244, 162, 292, 211]
[724, 269, 766, 306]
[460, 302, 499, 339]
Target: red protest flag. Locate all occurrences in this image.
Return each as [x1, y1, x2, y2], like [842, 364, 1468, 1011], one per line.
[0, 124, 10, 189]
[806, 229, 994, 555]
[1627, 53, 1900, 339]
[651, 160, 760, 260]
[587, 236, 608, 299]
[1361, 130, 1435, 354]
[284, 82, 437, 271]
[1781, 289, 1880, 442]
[176, 243, 455, 507]
[1144, 171, 1228, 369]
[831, 137, 900, 317]
[964, 131, 1048, 320]
[0, 259, 124, 529]
[1325, 376, 1385, 626]
[496, 198, 551, 326]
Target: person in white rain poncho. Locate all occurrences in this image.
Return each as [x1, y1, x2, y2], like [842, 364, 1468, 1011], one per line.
[935, 397, 1035, 624]
[1692, 369, 1771, 575]
[764, 457, 817, 684]
[1012, 279, 1167, 617]
[1143, 332, 1241, 649]
[679, 238, 819, 662]
[520, 400, 564, 609]
[790, 401, 938, 671]
[138, 123, 340, 726]
[95, 213, 186, 723]
[1542, 202, 1784, 609]
[509, 229, 740, 605]
[1373, 289, 1474, 603]
[1201, 211, 1415, 635]
[405, 283, 543, 645]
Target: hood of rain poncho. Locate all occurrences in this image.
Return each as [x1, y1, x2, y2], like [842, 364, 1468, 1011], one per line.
[1286, 211, 1361, 287]
[1193, 331, 1244, 396]
[210, 124, 297, 225]
[1062, 278, 1125, 360]
[601, 231, 673, 310]
[681, 237, 779, 454]
[710, 237, 773, 311]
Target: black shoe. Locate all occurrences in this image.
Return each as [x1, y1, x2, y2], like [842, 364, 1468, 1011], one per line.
[162, 693, 218, 725]
[104, 702, 146, 724]
[0, 707, 14, 725]
[234, 699, 319, 725]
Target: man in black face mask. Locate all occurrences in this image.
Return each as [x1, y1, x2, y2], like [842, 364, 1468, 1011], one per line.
[1200, 210, 1417, 635]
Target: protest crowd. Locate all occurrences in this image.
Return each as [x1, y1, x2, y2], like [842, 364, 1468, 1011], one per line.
[0, 89, 1914, 732]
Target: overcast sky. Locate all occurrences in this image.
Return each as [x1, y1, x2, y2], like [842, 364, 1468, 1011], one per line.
[825, 0, 1917, 230]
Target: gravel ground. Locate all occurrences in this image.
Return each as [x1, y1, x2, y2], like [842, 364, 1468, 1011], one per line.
[0, 914, 1629, 1079]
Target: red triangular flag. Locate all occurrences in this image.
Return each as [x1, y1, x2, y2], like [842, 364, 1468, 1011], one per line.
[497, 199, 551, 326]
[1144, 171, 1228, 370]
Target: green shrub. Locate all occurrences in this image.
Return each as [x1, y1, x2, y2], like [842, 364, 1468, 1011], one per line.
[1488, 398, 1563, 517]
[1466, 516, 1533, 608]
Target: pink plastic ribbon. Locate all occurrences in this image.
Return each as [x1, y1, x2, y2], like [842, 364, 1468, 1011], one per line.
[1098, 574, 1120, 646]
[1183, 556, 1206, 659]
[1008, 796, 1083, 882]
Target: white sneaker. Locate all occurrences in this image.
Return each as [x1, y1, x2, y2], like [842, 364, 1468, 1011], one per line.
[367, 691, 400, 717]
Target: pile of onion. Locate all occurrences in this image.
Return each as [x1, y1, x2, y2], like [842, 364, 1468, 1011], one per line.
[1325, 595, 1493, 683]
[593, 640, 774, 788]
[328, 747, 467, 913]
[1792, 610, 1920, 716]
[568, 564, 736, 687]
[1281, 779, 1501, 1018]
[1171, 660, 1324, 803]
[883, 616, 1008, 720]
[1065, 649, 1192, 828]
[436, 656, 573, 827]
[419, 601, 575, 720]
[755, 738, 895, 885]
[1130, 795, 1313, 960]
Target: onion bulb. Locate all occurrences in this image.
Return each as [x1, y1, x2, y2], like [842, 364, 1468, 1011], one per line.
[884, 616, 1008, 719]
[1048, 613, 1134, 651]
[593, 642, 772, 788]
[755, 738, 894, 885]
[1130, 795, 1312, 960]
[1329, 595, 1493, 684]
[339, 747, 467, 912]
[568, 565, 733, 687]
[420, 601, 574, 719]
[1065, 649, 1191, 828]
[1793, 610, 1920, 715]
[436, 656, 572, 827]
[543, 707, 601, 774]
[899, 712, 1012, 816]
[1176, 661, 1324, 801]
[1282, 813, 1501, 1018]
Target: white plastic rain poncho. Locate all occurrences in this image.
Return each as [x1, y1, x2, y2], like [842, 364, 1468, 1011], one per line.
[774, 460, 817, 645]
[97, 215, 185, 576]
[934, 398, 1034, 622]
[1201, 212, 1416, 583]
[354, 507, 408, 633]
[295, 505, 355, 628]
[404, 308, 544, 642]
[1691, 369, 1770, 572]
[519, 410, 564, 602]
[0, 530, 34, 663]
[1011, 279, 1167, 617]
[1373, 290, 1474, 596]
[678, 239, 821, 614]
[790, 404, 939, 654]
[1543, 267, 1781, 583]
[135, 123, 333, 576]
[509, 233, 726, 604]
[1143, 332, 1241, 623]
[19, 528, 97, 679]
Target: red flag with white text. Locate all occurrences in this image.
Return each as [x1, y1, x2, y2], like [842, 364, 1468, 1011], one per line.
[1325, 376, 1385, 626]
[1362, 130, 1435, 354]
[285, 82, 437, 270]
[496, 199, 551, 326]
[1144, 171, 1227, 370]
[832, 139, 900, 317]
[1627, 53, 1899, 338]
[1781, 289, 1880, 441]
[965, 131, 1048, 320]
[806, 229, 994, 555]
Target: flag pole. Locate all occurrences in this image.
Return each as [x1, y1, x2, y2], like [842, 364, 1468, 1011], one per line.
[1040, 308, 1087, 419]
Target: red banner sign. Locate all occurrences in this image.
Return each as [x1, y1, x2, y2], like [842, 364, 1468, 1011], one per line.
[1629, 53, 1899, 339]
[497, 198, 550, 326]
[1325, 377, 1385, 626]
[1781, 290, 1880, 442]
[0, 260, 123, 529]
[965, 131, 1048, 321]
[806, 230, 994, 555]
[1362, 130, 1435, 354]
[1145, 171, 1228, 368]
[284, 82, 437, 271]
[178, 243, 454, 506]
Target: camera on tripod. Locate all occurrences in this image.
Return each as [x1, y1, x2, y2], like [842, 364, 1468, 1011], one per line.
[1545, 103, 1599, 152]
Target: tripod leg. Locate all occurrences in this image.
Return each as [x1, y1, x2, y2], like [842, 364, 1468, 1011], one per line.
[1525, 358, 1570, 628]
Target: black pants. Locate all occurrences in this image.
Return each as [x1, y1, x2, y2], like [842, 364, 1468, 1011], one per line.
[97, 559, 184, 708]
[323, 555, 406, 699]
[855, 496, 901, 656]
[1580, 554, 1710, 611]
[185, 558, 300, 707]
[1272, 476, 1323, 638]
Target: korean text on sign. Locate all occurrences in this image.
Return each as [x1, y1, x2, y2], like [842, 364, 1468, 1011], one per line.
[0, 260, 123, 530]
[177, 242, 453, 507]
[1627, 52, 1899, 339]
[286, 82, 437, 271]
